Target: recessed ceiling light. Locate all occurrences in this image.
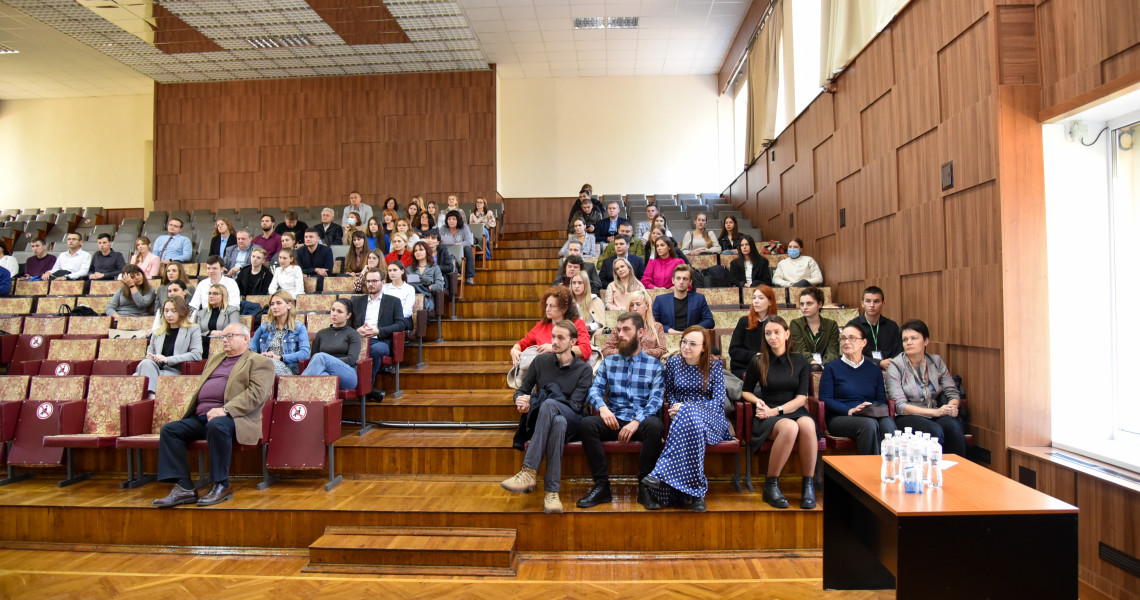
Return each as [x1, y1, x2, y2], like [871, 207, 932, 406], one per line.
[606, 17, 638, 29]
[0, 44, 19, 54]
[573, 17, 638, 30]
[246, 35, 314, 49]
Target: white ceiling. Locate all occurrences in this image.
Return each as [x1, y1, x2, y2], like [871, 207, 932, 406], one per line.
[0, 0, 747, 100]
[459, 0, 746, 78]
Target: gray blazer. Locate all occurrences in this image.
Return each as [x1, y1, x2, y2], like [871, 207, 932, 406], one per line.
[105, 287, 155, 317]
[410, 264, 445, 291]
[196, 305, 241, 337]
[884, 352, 960, 415]
[146, 325, 204, 367]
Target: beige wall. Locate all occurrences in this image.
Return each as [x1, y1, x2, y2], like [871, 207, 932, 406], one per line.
[0, 93, 154, 211]
[497, 74, 722, 198]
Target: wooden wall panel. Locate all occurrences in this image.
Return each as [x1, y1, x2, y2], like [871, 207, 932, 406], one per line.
[894, 57, 940, 144]
[997, 5, 1040, 85]
[939, 19, 994, 120]
[943, 181, 1001, 270]
[154, 71, 496, 211]
[899, 270, 945, 339]
[860, 91, 898, 161]
[780, 159, 812, 209]
[1077, 475, 1140, 600]
[795, 93, 834, 154]
[769, 125, 796, 176]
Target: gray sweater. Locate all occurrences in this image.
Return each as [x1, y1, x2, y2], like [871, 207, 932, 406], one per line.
[105, 287, 156, 317]
[312, 325, 361, 366]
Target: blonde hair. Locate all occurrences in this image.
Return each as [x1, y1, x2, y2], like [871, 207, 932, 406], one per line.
[156, 296, 194, 336]
[694, 212, 713, 248]
[266, 290, 298, 332]
[610, 257, 644, 295]
[626, 289, 661, 346]
[208, 283, 229, 308]
[570, 272, 595, 323]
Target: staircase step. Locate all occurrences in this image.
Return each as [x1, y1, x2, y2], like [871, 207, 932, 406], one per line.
[371, 390, 517, 422]
[502, 230, 564, 240]
[378, 361, 514, 392]
[306, 525, 517, 576]
[485, 258, 560, 270]
[439, 318, 535, 341]
[498, 239, 565, 249]
[494, 248, 559, 260]
[420, 341, 514, 362]
[462, 283, 552, 301]
[476, 270, 556, 284]
[456, 300, 540, 318]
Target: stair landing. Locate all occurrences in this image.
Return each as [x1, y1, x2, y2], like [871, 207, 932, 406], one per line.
[306, 525, 518, 576]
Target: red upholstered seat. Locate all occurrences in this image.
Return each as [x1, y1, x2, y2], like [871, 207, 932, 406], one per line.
[42, 375, 147, 486]
[115, 375, 199, 488]
[1, 376, 88, 485]
[266, 375, 343, 490]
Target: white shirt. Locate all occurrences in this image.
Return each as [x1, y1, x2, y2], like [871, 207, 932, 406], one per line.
[55, 249, 92, 279]
[0, 255, 17, 278]
[268, 264, 305, 298]
[841, 355, 865, 369]
[743, 259, 753, 287]
[188, 275, 241, 310]
[365, 293, 383, 328]
[383, 282, 415, 318]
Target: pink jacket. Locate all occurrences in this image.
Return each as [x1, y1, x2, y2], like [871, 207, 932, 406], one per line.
[641, 257, 685, 289]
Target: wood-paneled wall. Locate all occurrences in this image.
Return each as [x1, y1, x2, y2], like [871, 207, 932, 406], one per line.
[723, 0, 1072, 475]
[153, 71, 496, 212]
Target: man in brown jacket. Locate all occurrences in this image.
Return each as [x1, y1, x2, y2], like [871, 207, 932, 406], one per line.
[152, 323, 275, 507]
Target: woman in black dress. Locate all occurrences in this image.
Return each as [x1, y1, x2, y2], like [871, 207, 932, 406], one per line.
[741, 315, 818, 510]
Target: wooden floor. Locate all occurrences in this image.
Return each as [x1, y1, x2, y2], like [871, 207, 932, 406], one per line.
[0, 547, 895, 599]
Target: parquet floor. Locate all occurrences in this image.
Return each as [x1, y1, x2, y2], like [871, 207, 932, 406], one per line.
[0, 548, 895, 599]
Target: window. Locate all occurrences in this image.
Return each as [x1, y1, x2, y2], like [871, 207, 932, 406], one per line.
[1108, 111, 1140, 444]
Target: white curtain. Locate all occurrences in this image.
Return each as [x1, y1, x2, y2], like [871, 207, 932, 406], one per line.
[819, 0, 911, 85]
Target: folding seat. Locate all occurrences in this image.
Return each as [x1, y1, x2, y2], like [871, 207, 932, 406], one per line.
[186, 393, 276, 490]
[665, 396, 746, 492]
[299, 321, 374, 435]
[111, 315, 153, 333]
[601, 194, 623, 204]
[13, 280, 47, 297]
[626, 194, 647, 203]
[116, 375, 199, 488]
[42, 375, 147, 486]
[321, 277, 358, 294]
[12, 329, 64, 365]
[36, 296, 76, 314]
[303, 276, 317, 294]
[702, 288, 743, 308]
[0, 375, 88, 485]
[66, 316, 112, 339]
[28, 338, 99, 377]
[87, 280, 120, 296]
[296, 293, 337, 314]
[266, 376, 343, 490]
[0, 316, 24, 369]
[0, 375, 31, 467]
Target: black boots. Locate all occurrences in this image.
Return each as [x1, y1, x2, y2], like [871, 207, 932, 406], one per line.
[638, 483, 662, 510]
[800, 476, 817, 509]
[576, 480, 612, 508]
[762, 475, 789, 509]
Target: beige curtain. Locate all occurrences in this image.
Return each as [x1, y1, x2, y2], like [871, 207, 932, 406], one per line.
[819, 0, 910, 85]
[745, 0, 786, 165]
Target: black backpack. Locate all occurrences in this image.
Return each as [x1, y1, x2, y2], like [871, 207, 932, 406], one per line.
[58, 304, 98, 317]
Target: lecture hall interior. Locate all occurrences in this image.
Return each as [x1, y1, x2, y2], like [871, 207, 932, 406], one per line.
[0, 0, 1138, 597]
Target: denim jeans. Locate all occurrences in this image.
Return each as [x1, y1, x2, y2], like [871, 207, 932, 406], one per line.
[302, 352, 358, 390]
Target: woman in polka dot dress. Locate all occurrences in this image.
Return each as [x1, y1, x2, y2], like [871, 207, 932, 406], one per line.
[641, 326, 732, 512]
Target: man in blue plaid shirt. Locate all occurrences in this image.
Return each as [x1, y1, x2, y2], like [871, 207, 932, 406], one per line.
[577, 311, 666, 510]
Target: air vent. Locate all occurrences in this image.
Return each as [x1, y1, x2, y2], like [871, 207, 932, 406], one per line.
[246, 36, 314, 49]
[0, 44, 18, 55]
[573, 17, 639, 30]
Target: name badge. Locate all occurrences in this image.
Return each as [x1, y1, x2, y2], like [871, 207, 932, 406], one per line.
[872, 351, 883, 360]
[812, 353, 822, 364]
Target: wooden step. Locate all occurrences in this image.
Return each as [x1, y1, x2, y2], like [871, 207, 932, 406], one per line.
[378, 361, 514, 392]
[371, 390, 517, 422]
[420, 341, 514, 362]
[306, 525, 518, 576]
[476, 269, 556, 284]
[498, 239, 565, 249]
[456, 300, 540, 318]
[494, 248, 559, 260]
[484, 258, 560, 270]
[439, 318, 534, 341]
[462, 282, 553, 301]
[502, 230, 564, 240]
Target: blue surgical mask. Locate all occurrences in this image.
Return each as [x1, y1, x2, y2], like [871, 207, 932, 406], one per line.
[788, 248, 801, 259]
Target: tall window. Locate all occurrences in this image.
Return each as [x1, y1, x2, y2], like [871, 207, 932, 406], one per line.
[734, 77, 749, 171]
[1109, 111, 1140, 445]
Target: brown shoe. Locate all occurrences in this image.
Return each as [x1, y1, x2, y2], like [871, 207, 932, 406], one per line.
[544, 492, 563, 514]
[152, 484, 198, 508]
[500, 467, 537, 494]
[197, 483, 233, 506]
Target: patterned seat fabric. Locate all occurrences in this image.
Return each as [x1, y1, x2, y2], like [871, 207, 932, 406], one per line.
[276, 375, 337, 405]
[297, 294, 336, 313]
[80, 376, 147, 437]
[88, 281, 120, 295]
[47, 339, 98, 361]
[322, 277, 357, 293]
[36, 297, 75, 314]
[0, 298, 33, 316]
[22, 316, 67, 335]
[67, 316, 112, 336]
[0, 375, 31, 402]
[98, 338, 148, 361]
[14, 281, 48, 297]
[82, 297, 112, 314]
[306, 313, 332, 332]
[151, 376, 200, 434]
[30, 375, 87, 402]
[48, 280, 85, 296]
[114, 316, 154, 331]
[0, 315, 24, 333]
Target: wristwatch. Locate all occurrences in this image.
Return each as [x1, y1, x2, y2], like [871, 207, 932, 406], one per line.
[777, 406, 784, 415]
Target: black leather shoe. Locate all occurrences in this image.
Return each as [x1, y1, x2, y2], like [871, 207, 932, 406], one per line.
[576, 481, 612, 508]
[800, 477, 817, 509]
[690, 497, 706, 512]
[152, 484, 197, 508]
[638, 484, 663, 510]
[381, 366, 396, 375]
[197, 483, 233, 506]
[762, 475, 789, 509]
[368, 388, 386, 402]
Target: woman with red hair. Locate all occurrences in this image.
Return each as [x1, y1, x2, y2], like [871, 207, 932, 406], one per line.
[510, 287, 592, 363]
[727, 285, 778, 380]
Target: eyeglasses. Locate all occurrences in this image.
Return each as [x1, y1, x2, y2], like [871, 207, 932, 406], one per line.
[839, 336, 864, 343]
[679, 339, 703, 348]
[218, 333, 246, 341]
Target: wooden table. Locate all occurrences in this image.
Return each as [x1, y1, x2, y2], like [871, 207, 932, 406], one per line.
[822, 454, 1078, 599]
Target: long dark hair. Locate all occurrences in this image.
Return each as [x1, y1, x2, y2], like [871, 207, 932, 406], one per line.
[749, 315, 793, 388]
[680, 325, 714, 392]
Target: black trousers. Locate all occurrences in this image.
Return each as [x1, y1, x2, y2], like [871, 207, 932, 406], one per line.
[157, 414, 237, 485]
[825, 414, 898, 455]
[895, 414, 968, 457]
[579, 414, 664, 482]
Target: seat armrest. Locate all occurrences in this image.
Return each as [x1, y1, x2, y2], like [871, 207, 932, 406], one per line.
[807, 396, 826, 434]
[57, 400, 87, 434]
[734, 400, 746, 442]
[355, 358, 372, 398]
[414, 309, 428, 337]
[390, 331, 406, 362]
[323, 399, 344, 444]
[122, 399, 155, 438]
[0, 401, 22, 441]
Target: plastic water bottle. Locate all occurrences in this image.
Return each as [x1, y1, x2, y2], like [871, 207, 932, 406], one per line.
[893, 430, 904, 479]
[920, 433, 932, 484]
[928, 437, 943, 488]
[881, 434, 895, 483]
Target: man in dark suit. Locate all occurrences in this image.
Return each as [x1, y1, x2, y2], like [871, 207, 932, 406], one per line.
[594, 200, 631, 246]
[296, 229, 334, 291]
[352, 268, 412, 400]
[152, 323, 275, 508]
[651, 264, 714, 334]
[312, 207, 344, 246]
[598, 234, 646, 289]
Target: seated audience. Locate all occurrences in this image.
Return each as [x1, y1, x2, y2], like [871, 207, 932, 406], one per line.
[554, 245, 602, 290]
[642, 326, 731, 512]
[274, 232, 297, 267]
[885, 320, 967, 457]
[790, 287, 840, 369]
[88, 233, 125, 280]
[443, 194, 466, 221]
[741, 316, 817, 509]
[559, 218, 599, 258]
[383, 196, 401, 216]
[129, 236, 160, 279]
[151, 323, 273, 508]
[728, 285, 779, 379]
[405, 202, 422, 231]
[153, 218, 192, 264]
[820, 324, 898, 455]
[45, 233, 90, 281]
[728, 236, 772, 288]
[383, 262, 416, 319]
[19, 238, 55, 280]
[352, 268, 412, 400]
[386, 232, 413, 267]
[223, 230, 255, 277]
[641, 238, 685, 289]
[510, 286, 592, 363]
[343, 231, 370, 278]
[365, 217, 385, 252]
[105, 264, 155, 318]
[342, 212, 364, 246]
[566, 193, 602, 236]
[274, 211, 307, 240]
[566, 188, 602, 227]
[188, 256, 240, 311]
[771, 238, 823, 288]
[680, 213, 721, 256]
[136, 296, 203, 397]
[415, 212, 435, 238]
[268, 248, 305, 298]
[250, 290, 310, 375]
[236, 247, 272, 297]
[302, 298, 362, 391]
[501, 320, 594, 514]
[577, 312, 666, 509]
[601, 290, 665, 359]
[381, 209, 398, 242]
[651, 265, 714, 334]
[209, 218, 236, 258]
[395, 218, 420, 248]
[599, 234, 645, 290]
[595, 200, 630, 246]
[313, 207, 344, 246]
[253, 214, 282, 261]
[569, 271, 605, 334]
[409, 241, 445, 295]
[603, 256, 645, 311]
[598, 222, 645, 263]
[423, 230, 454, 282]
[637, 203, 662, 241]
[296, 229, 334, 279]
[354, 249, 387, 293]
[197, 283, 240, 345]
[847, 286, 902, 370]
[342, 191, 373, 228]
[0, 241, 18, 280]
[440, 211, 477, 285]
[469, 196, 497, 258]
[718, 216, 744, 255]
[156, 262, 195, 309]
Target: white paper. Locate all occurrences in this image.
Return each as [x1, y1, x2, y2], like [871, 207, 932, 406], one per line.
[939, 460, 958, 470]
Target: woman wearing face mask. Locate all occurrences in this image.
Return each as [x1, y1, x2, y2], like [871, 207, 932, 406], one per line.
[790, 286, 840, 370]
[302, 299, 362, 390]
[600, 290, 665, 359]
[771, 238, 823, 288]
[250, 290, 311, 375]
[728, 285, 779, 380]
